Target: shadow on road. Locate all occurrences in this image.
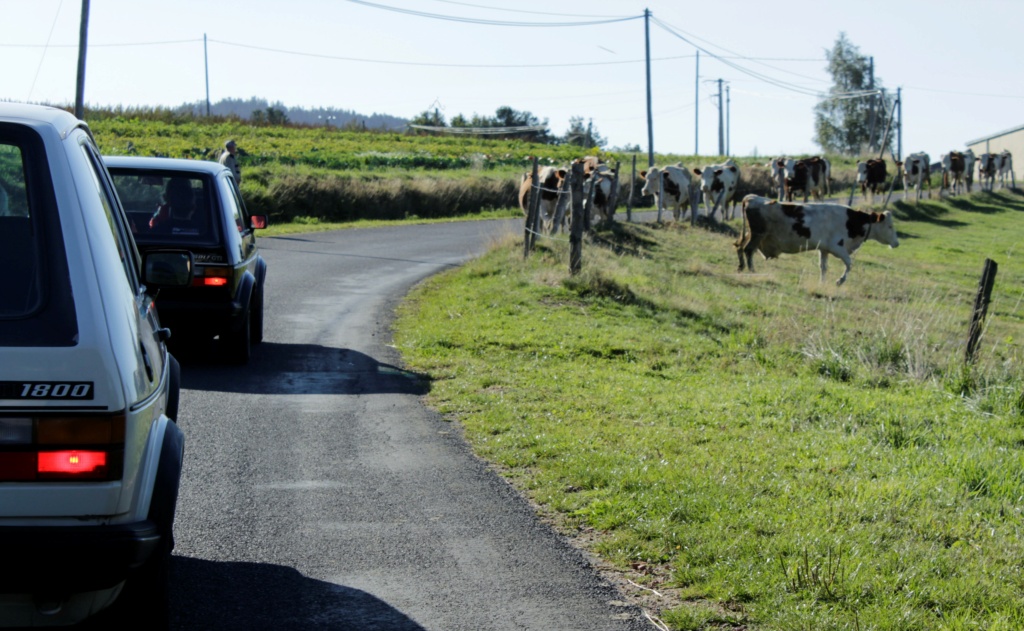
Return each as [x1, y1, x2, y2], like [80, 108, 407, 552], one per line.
[79, 556, 426, 631]
[177, 342, 430, 396]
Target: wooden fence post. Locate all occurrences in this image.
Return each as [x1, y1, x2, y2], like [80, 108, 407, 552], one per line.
[965, 258, 998, 364]
[656, 172, 664, 223]
[524, 156, 540, 257]
[626, 154, 636, 222]
[606, 162, 620, 225]
[569, 161, 584, 275]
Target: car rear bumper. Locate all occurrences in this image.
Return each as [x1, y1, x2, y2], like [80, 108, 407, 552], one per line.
[0, 520, 161, 592]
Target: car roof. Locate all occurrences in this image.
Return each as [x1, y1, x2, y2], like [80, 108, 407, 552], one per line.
[103, 155, 230, 176]
[0, 102, 88, 138]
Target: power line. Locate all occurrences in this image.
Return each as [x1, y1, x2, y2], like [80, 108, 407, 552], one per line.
[346, 0, 642, 27]
[425, 0, 631, 19]
[27, 0, 64, 102]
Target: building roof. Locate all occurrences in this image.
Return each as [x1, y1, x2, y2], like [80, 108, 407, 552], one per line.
[966, 124, 1024, 146]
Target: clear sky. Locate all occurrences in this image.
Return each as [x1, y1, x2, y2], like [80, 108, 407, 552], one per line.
[3, 0, 1022, 162]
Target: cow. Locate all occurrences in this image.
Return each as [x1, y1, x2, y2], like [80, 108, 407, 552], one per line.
[694, 159, 741, 220]
[940, 151, 966, 196]
[766, 156, 787, 201]
[996, 150, 1014, 189]
[900, 152, 931, 203]
[856, 158, 888, 202]
[963, 148, 976, 193]
[582, 161, 617, 224]
[519, 165, 568, 234]
[735, 194, 899, 286]
[640, 163, 695, 221]
[784, 156, 829, 202]
[978, 153, 997, 191]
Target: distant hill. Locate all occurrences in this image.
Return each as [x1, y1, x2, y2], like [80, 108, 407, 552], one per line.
[175, 96, 408, 130]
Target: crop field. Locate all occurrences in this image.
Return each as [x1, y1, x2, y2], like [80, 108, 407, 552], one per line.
[393, 190, 1024, 630]
[89, 117, 867, 225]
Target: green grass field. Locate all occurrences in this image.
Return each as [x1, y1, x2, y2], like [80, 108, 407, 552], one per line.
[392, 190, 1024, 630]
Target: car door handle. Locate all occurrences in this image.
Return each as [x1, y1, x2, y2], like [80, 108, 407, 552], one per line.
[155, 328, 172, 343]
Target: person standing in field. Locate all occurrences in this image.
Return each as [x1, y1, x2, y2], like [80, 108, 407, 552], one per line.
[219, 139, 241, 183]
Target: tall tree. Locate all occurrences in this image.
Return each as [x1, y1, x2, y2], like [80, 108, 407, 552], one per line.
[814, 33, 894, 156]
[564, 117, 607, 149]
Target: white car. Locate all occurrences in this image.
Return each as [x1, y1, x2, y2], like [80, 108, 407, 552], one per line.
[0, 103, 191, 626]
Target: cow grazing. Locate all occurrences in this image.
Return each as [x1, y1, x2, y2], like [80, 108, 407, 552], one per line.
[640, 163, 695, 221]
[735, 194, 899, 286]
[996, 151, 1014, 189]
[784, 156, 829, 202]
[694, 159, 741, 220]
[856, 158, 888, 202]
[962, 149, 976, 193]
[940, 151, 966, 196]
[766, 157, 787, 201]
[900, 152, 931, 203]
[519, 166, 568, 234]
[978, 153, 997, 191]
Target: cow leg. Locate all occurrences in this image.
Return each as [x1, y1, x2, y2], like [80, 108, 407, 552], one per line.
[832, 249, 854, 286]
[818, 250, 829, 283]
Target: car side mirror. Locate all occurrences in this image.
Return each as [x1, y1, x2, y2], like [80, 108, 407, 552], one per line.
[142, 250, 193, 288]
[250, 215, 268, 230]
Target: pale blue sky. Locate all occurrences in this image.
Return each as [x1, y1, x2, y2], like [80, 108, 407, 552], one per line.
[3, 0, 1021, 161]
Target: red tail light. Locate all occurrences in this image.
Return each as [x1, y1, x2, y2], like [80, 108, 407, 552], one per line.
[203, 276, 229, 286]
[38, 451, 109, 479]
[0, 415, 124, 482]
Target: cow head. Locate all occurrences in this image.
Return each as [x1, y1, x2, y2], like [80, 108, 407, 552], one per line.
[871, 211, 899, 249]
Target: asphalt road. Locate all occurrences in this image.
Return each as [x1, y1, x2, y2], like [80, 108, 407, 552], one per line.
[156, 220, 651, 630]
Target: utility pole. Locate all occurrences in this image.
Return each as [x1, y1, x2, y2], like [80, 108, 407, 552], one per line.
[644, 8, 654, 167]
[717, 78, 724, 156]
[694, 50, 699, 156]
[866, 56, 876, 152]
[74, 0, 90, 119]
[896, 87, 902, 162]
[726, 84, 731, 156]
[204, 33, 211, 117]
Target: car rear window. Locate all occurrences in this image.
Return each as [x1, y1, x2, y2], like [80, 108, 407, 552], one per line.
[109, 170, 219, 246]
[0, 123, 78, 346]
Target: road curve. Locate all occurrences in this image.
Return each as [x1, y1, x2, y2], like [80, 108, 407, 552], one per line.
[162, 220, 650, 630]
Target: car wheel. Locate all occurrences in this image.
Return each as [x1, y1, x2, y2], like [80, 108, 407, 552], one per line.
[250, 285, 264, 345]
[223, 304, 251, 364]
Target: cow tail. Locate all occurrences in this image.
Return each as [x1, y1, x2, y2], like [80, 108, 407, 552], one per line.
[735, 198, 748, 250]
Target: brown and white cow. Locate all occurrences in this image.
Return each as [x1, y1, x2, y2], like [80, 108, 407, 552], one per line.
[640, 163, 696, 221]
[996, 150, 1014, 189]
[519, 165, 568, 234]
[735, 194, 899, 286]
[784, 156, 829, 202]
[856, 158, 888, 202]
[694, 159, 741, 220]
[940, 151, 966, 196]
[582, 161, 617, 224]
[978, 153, 997, 191]
[900, 152, 931, 203]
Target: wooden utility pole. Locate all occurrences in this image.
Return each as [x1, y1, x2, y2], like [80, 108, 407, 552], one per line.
[694, 50, 699, 156]
[569, 161, 585, 274]
[644, 9, 654, 167]
[74, 0, 90, 119]
[717, 78, 724, 156]
[204, 34, 211, 117]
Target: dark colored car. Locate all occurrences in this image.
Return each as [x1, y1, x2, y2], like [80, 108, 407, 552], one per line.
[104, 156, 268, 363]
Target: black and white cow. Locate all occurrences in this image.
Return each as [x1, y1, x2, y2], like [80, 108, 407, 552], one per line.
[735, 194, 899, 286]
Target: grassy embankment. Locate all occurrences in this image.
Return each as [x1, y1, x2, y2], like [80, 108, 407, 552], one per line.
[87, 116, 867, 232]
[392, 190, 1024, 630]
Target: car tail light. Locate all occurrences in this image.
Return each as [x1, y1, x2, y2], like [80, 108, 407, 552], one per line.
[0, 415, 124, 482]
[193, 265, 231, 287]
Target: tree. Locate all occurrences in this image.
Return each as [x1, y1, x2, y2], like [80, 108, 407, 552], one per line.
[563, 116, 607, 149]
[814, 33, 894, 156]
[410, 109, 446, 127]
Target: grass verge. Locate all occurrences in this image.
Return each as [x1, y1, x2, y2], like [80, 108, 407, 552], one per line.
[393, 190, 1024, 630]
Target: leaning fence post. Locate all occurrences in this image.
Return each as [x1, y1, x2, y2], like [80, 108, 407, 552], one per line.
[569, 161, 584, 275]
[626, 154, 636, 222]
[524, 156, 540, 257]
[965, 258, 998, 364]
[656, 172, 664, 223]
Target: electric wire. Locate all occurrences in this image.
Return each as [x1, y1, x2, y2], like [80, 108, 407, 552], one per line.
[27, 0, 64, 102]
[345, 0, 642, 27]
